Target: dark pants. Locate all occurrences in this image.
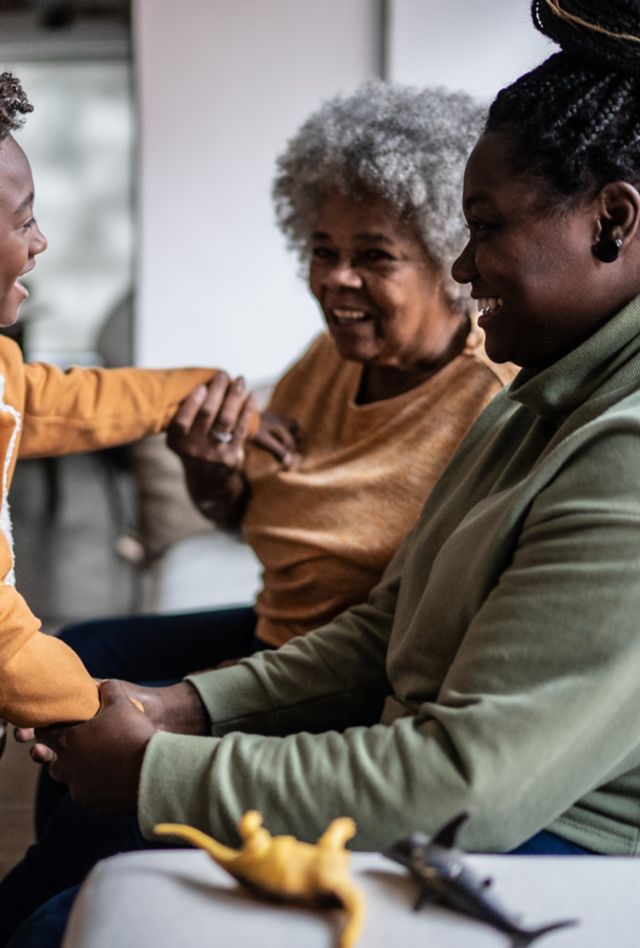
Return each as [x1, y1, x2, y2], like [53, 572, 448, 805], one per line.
[1, 605, 265, 946]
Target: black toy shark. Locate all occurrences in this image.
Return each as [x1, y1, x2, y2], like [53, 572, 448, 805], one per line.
[385, 813, 577, 947]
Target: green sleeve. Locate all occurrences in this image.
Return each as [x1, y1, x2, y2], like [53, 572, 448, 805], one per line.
[183, 535, 407, 734]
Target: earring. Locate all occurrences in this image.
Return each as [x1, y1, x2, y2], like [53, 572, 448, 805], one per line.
[593, 236, 623, 263]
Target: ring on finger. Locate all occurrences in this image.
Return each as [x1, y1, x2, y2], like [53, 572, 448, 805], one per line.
[210, 427, 234, 444]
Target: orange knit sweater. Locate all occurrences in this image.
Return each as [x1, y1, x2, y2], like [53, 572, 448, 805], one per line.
[0, 338, 218, 727]
[243, 330, 516, 646]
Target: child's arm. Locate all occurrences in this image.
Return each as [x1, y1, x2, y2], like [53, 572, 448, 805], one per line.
[0, 522, 100, 726]
[19, 362, 227, 458]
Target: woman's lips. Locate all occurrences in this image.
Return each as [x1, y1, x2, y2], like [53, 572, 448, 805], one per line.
[327, 307, 373, 329]
[476, 296, 502, 329]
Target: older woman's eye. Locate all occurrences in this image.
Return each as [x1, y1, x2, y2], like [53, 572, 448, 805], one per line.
[359, 249, 393, 264]
[311, 246, 336, 261]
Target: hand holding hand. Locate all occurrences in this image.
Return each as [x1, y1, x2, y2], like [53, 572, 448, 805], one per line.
[167, 373, 256, 474]
[34, 680, 157, 815]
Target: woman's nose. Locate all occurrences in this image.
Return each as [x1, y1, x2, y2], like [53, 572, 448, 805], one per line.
[323, 260, 363, 290]
[451, 241, 475, 285]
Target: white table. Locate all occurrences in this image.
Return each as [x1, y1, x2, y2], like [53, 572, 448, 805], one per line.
[62, 849, 639, 948]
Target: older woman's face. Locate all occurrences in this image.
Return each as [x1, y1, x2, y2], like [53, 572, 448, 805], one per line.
[309, 193, 457, 371]
[452, 131, 633, 369]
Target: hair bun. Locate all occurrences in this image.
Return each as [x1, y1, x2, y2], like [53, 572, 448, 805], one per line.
[531, 0, 640, 75]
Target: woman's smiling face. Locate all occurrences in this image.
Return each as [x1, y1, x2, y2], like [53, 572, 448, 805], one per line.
[0, 136, 47, 327]
[308, 192, 461, 372]
[451, 131, 634, 369]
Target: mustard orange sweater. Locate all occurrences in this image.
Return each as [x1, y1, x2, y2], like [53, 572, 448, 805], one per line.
[0, 337, 217, 727]
[243, 331, 515, 646]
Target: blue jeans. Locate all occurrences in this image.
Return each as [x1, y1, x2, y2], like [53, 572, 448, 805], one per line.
[1, 606, 267, 946]
[6, 830, 594, 948]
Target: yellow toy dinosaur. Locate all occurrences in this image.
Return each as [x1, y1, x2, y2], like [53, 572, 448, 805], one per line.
[155, 811, 365, 948]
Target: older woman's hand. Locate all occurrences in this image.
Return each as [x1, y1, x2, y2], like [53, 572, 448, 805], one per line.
[167, 375, 299, 530]
[167, 373, 256, 472]
[168, 374, 299, 469]
[253, 410, 299, 469]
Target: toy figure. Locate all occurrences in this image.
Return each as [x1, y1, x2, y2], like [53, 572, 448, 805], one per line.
[385, 813, 576, 946]
[155, 811, 365, 948]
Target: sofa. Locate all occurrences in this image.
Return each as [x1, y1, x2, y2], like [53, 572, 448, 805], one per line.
[124, 433, 263, 615]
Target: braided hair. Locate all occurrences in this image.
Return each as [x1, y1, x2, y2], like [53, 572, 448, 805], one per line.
[0, 72, 32, 142]
[486, 1, 640, 204]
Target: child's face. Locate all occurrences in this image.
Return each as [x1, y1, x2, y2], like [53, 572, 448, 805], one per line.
[0, 136, 47, 326]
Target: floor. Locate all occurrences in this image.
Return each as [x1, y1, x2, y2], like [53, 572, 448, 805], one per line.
[0, 451, 136, 877]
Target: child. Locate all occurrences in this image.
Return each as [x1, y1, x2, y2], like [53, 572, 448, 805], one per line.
[0, 72, 241, 729]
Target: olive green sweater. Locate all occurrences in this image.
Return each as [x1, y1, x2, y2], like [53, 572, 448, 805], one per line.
[140, 296, 640, 855]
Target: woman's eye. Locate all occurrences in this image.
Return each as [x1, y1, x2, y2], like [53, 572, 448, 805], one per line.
[359, 249, 393, 264]
[21, 218, 36, 231]
[466, 220, 494, 238]
[311, 246, 335, 261]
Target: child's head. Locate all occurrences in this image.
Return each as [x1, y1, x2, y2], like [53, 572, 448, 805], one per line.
[0, 72, 47, 328]
[0, 72, 32, 143]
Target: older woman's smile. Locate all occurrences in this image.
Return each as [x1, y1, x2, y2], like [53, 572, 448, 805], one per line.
[329, 307, 372, 325]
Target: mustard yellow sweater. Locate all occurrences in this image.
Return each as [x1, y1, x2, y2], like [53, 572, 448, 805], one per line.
[243, 331, 515, 645]
[0, 337, 216, 727]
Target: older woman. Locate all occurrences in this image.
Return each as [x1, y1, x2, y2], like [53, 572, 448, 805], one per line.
[49, 82, 512, 688]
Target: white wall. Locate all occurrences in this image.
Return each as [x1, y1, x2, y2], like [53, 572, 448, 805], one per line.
[386, 0, 553, 100]
[7, 61, 132, 366]
[133, 0, 379, 382]
[133, 0, 557, 381]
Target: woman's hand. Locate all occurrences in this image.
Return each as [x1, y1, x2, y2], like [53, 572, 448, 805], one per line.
[34, 680, 156, 815]
[254, 411, 300, 470]
[168, 374, 300, 470]
[167, 373, 256, 473]
[15, 680, 209, 765]
[166, 375, 300, 530]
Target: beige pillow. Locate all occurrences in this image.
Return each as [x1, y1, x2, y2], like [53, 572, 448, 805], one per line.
[128, 381, 273, 564]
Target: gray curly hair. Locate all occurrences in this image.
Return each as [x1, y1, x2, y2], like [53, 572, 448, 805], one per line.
[273, 81, 485, 308]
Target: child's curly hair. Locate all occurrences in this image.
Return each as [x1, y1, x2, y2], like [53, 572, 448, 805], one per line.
[0, 73, 32, 142]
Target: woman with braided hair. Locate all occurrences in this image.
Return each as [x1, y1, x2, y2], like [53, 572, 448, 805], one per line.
[8, 2, 640, 942]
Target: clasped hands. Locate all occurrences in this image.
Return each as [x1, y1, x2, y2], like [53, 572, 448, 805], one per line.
[168, 372, 300, 471]
[15, 679, 208, 816]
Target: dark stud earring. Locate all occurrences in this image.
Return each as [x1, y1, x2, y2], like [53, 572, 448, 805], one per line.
[593, 236, 623, 263]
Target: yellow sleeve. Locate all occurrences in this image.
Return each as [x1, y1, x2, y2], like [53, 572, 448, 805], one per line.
[0, 523, 100, 726]
[19, 363, 221, 458]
